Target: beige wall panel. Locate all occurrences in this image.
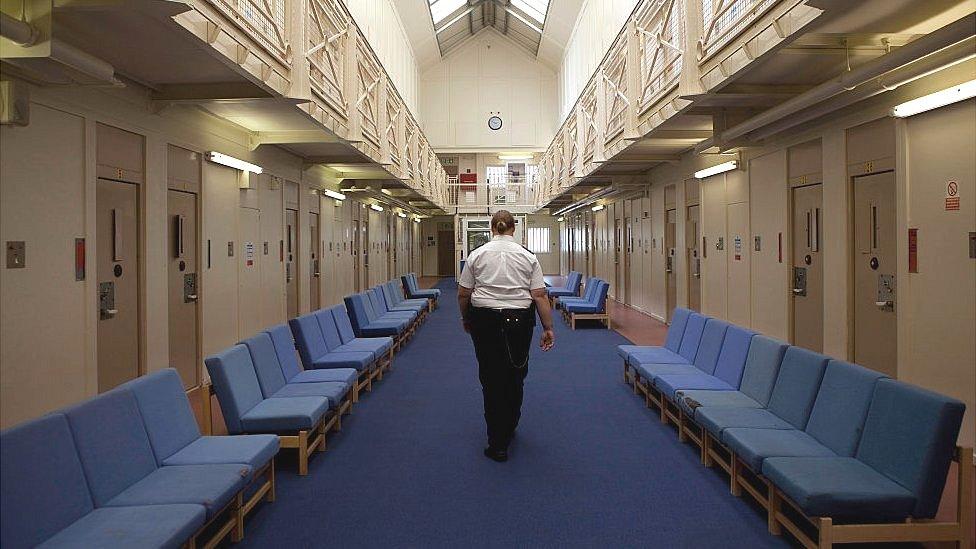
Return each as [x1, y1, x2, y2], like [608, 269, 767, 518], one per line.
[847, 117, 895, 166]
[726, 201, 752, 327]
[259, 178, 284, 326]
[237, 207, 263, 338]
[675, 183, 689, 310]
[0, 105, 88, 427]
[901, 100, 975, 447]
[821, 129, 851, 359]
[701, 174, 728, 319]
[788, 139, 823, 180]
[749, 150, 790, 341]
[143, 137, 169, 375]
[650, 186, 667, 321]
[201, 162, 240, 358]
[725, 169, 749, 205]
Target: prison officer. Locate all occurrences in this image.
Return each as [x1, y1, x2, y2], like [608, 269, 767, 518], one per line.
[458, 210, 555, 463]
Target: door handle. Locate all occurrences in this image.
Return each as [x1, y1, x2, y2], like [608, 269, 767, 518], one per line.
[875, 300, 893, 308]
[693, 273, 701, 279]
[103, 308, 119, 316]
[186, 294, 198, 301]
[793, 288, 804, 295]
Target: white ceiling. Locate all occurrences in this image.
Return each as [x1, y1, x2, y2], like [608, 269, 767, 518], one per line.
[393, 0, 583, 70]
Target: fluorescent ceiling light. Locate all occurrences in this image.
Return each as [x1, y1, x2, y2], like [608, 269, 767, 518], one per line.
[398, 212, 407, 218]
[413, 217, 421, 223]
[370, 204, 384, 212]
[207, 152, 262, 174]
[694, 160, 738, 179]
[591, 204, 605, 212]
[498, 153, 534, 161]
[556, 216, 565, 222]
[891, 80, 976, 118]
[322, 189, 346, 200]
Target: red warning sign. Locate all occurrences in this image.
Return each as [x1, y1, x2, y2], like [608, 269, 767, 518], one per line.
[945, 181, 960, 211]
[908, 228, 918, 273]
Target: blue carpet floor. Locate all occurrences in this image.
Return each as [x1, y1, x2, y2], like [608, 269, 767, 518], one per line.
[239, 278, 789, 548]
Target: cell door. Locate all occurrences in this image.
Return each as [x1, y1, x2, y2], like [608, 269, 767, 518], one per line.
[665, 209, 677, 321]
[167, 190, 199, 389]
[624, 214, 632, 304]
[641, 214, 653, 311]
[629, 214, 641, 308]
[285, 208, 299, 318]
[96, 179, 140, 392]
[686, 204, 701, 312]
[614, 217, 622, 299]
[362, 218, 370, 289]
[389, 217, 397, 277]
[791, 184, 824, 352]
[239, 208, 263, 337]
[853, 171, 897, 375]
[352, 219, 361, 292]
[309, 212, 321, 311]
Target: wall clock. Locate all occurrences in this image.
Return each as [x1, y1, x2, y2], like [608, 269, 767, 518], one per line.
[487, 115, 503, 131]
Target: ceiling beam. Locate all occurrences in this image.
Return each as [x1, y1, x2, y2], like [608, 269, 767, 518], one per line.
[249, 130, 342, 149]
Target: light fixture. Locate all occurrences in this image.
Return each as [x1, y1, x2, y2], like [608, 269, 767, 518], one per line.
[591, 204, 605, 212]
[413, 217, 421, 223]
[398, 212, 407, 218]
[206, 152, 263, 174]
[322, 189, 346, 200]
[370, 204, 383, 212]
[891, 80, 976, 118]
[694, 160, 738, 179]
[381, 188, 392, 196]
[556, 216, 565, 222]
[498, 153, 533, 161]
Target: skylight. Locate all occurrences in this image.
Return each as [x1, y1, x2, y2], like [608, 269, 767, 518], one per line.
[510, 0, 549, 25]
[429, 0, 466, 25]
[426, 0, 552, 57]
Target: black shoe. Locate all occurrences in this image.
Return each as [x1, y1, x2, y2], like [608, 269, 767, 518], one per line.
[483, 446, 508, 462]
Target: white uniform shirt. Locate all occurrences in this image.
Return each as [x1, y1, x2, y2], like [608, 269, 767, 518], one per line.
[458, 234, 545, 309]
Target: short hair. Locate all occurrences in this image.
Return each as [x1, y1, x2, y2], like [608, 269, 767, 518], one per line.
[491, 210, 516, 234]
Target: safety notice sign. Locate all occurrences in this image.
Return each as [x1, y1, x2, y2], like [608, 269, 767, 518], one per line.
[945, 181, 960, 211]
[245, 242, 255, 266]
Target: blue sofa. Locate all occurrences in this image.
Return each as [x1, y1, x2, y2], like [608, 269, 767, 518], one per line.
[382, 280, 430, 314]
[546, 271, 582, 301]
[0, 371, 281, 549]
[344, 293, 410, 339]
[618, 307, 971, 547]
[402, 272, 440, 302]
[266, 323, 361, 388]
[560, 279, 611, 329]
[289, 313, 378, 390]
[206, 345, 331, 475]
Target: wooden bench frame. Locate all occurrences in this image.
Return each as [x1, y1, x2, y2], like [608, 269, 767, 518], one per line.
[623, 366, 975, 548]
[561, 296, 611, 330]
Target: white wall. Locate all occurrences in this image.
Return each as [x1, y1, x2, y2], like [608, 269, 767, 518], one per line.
[346, 0, 420, 111]
[557, 0, 639, 121]
[419, 30, 558, 150]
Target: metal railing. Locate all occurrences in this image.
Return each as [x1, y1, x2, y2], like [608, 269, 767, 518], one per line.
[444, 175, 540, 210]
[699, 0, 776, 61]
[211, 0, 289, 63]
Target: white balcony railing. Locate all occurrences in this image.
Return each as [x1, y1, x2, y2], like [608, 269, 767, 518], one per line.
[699, 0, 776, 61]
[445, 175, 540, 211]
[212, 0, 290, 63]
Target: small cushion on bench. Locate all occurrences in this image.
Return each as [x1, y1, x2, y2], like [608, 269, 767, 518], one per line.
[678, 390, 763, 416]
[620, 346, 688, 364]
[635, 362, 700, 380]
[311, 351, 374, 371]
[762, 457, 916, 522]
[38, 504, 205, 549]
[162, 435, 279, 472]
[723, 428, 836, 471]
[695, 407, 795, 440]
[653, 373, 735, 399]
[239, 396, 329, 432]
[289, 368, 359, 385]
[105, 464, 249, 517]
[270, 381, 348, 409]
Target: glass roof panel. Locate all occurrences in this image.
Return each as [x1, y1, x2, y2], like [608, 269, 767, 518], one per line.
[429, 0, 467, 25]
[510, 0, 549, 25]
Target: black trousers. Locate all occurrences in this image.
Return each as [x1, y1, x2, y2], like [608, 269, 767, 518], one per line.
[469, 306, 535, 450]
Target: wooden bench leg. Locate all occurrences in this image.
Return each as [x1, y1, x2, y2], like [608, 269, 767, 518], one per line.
[817, 517, 833, 549]
[266, 460, 276, 503]
[232, 492, 245, 542]
[730, 453, 742, 497]
[767, 480, 782, 535]
[702, 430, 713, 467]
[677, 408, 687, 442]
[297, 430, 309, 476]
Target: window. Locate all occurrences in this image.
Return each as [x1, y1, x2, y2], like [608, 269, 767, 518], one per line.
[509, 0, 549, 25]
[429, 0, 466, 25]
[527, 227, 551, 254]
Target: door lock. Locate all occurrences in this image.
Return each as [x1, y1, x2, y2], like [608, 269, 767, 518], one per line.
[99, 282, 117, 319]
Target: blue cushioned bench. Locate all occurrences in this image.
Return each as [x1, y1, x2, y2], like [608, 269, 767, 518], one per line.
[546, 271, 582, 305]
[289, 312, 381, 394]
[402, 272, 440, 302]
[2, 413, 206, 549]
[618, 307, 972, 548]
[345, 293, 409, 341]
[124, 369, 278, 526]
[561, 279, 611, 330]
[206, 345, 331, 476]
[555, 276, 600, 310]
[367, 287, 418, 325]
[383, 280, 431, 314]
[244, 332, 355, 426]
[328, 304, 395, 366]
